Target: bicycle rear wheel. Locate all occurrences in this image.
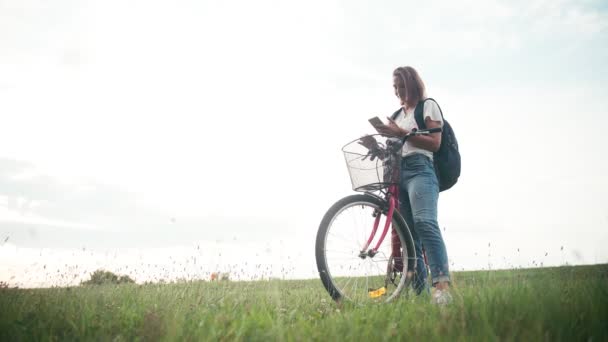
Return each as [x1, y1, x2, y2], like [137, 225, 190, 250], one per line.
[315, 194, 415, 303]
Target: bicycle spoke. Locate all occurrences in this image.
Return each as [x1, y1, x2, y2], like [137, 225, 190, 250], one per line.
[340, 276, 355, 298]
[349, 206, 366, 248]
[328, 231, 359, 247]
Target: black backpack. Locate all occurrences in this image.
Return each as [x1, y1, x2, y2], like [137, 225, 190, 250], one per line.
[391, 98, 461, 192]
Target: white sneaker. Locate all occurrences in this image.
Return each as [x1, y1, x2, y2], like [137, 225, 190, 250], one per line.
[431, 288, 453, 305]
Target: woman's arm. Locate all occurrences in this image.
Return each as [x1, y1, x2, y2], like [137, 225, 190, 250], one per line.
[407, 117, 442, 152]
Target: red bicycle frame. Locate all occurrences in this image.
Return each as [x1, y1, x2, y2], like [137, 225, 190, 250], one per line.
[359, 184, 402, 260]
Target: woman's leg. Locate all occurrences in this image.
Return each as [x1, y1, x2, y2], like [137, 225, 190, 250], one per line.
[403, 160, 450, 286]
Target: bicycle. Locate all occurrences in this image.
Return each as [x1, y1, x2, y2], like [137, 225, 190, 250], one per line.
[315, 127, 442, 303]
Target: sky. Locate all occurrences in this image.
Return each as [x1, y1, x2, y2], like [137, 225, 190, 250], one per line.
[1, 0, 607, 287]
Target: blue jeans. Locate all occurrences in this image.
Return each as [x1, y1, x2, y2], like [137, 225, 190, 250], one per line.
[399, 153, 450, 294]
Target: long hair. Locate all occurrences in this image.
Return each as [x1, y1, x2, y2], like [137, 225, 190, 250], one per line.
[393, 66, 426, 108]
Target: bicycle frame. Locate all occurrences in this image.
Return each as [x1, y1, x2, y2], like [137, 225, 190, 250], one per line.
[359, 184, 401, 258]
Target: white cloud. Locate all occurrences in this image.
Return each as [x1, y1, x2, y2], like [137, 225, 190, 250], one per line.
[0, 205, 97, 230]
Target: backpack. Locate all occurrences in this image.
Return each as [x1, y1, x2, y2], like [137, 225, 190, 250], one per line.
[391, 98, 461, 191]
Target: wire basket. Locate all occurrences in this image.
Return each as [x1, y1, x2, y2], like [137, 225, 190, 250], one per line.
[342, 135, 401, 192]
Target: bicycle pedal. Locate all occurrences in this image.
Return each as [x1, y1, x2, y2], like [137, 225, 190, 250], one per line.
[368, 286, 386, 298]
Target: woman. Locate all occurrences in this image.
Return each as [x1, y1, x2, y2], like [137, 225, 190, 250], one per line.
[375, 66, 452, 304]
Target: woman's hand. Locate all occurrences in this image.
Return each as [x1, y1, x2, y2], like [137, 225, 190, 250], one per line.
[375, 117, 408, 138]
[357, 135, 379, 150]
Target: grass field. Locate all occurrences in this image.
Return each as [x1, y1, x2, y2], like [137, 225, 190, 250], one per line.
[1, 264, 607, 341]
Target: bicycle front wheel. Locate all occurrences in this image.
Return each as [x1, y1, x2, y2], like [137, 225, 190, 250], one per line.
[315, 194, 414, 303]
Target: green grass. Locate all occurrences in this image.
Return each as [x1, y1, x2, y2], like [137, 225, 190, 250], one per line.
[1, 264, 607, 341]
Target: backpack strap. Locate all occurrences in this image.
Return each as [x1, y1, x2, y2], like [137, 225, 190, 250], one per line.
[414, 98, 444, 130]
[390, 108, 401, 121]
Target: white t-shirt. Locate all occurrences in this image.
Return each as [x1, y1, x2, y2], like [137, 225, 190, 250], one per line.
[393, 99, 444, 160]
